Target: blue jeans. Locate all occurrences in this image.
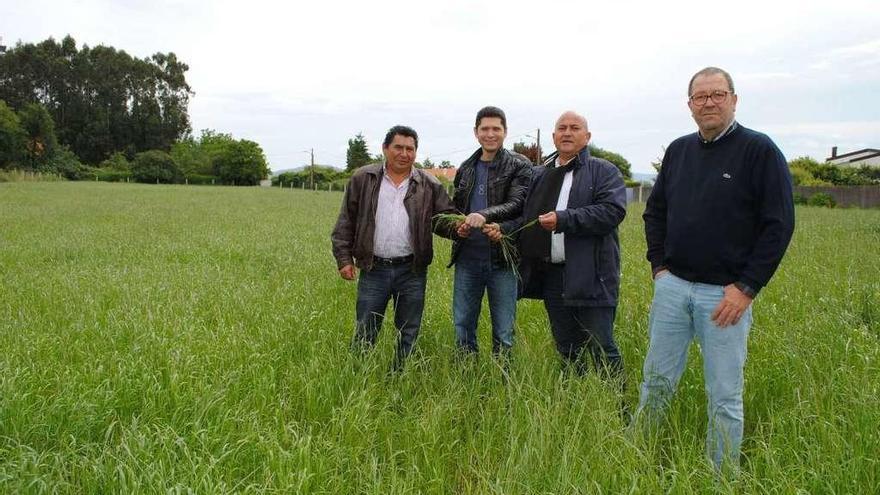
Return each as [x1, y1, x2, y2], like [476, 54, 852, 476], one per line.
[636, 272, 752, 469]
[352, 262, 427, 369]
[541, 263, 623, 379]
[452, 258, 517, 354]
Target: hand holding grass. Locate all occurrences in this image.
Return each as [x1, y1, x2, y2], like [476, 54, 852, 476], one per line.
[482, 223, 503, 243]
[433, 213, 469, 239]
[465, 212, 486, 228]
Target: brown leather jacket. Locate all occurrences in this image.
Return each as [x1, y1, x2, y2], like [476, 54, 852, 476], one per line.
[331, 163, 456, 272]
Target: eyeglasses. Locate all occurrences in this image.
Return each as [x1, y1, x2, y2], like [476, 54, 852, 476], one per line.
[689, 90, 732, 106]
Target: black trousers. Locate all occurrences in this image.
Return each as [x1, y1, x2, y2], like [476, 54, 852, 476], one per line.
[541, 263, 623, 380]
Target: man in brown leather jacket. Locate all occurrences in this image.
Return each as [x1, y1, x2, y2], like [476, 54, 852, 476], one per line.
[331, 125, 456, 369]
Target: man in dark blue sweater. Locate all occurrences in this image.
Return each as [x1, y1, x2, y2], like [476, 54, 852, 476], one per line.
[636, 67, 795, 470]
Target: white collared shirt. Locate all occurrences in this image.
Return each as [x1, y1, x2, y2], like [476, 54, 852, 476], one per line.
[551, 155, 576, 263]
[373, 166, 413, 258]
[700, 119, 738, 143]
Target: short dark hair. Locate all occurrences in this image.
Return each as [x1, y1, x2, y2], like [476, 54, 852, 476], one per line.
[383, 125, 419, 149]
[688, 67, 735, 96]
[474, 106, 507, 130]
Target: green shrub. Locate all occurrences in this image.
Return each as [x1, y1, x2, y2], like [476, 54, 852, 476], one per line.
[793, 193, 808, 205]
[272, 172, 298, 187]
[0, 100, 26, 168]
[807, 192, 836, 208]
[132, 150, 182, 184]
[0, 169, 65, 182]
[44, 146, 87, 180]
[185, 174, 220, 185]
[790, 165, 832, 186]
[99, 152, 131, 172]
[92, 168, 132, 182]
[330, 178, 349, 191]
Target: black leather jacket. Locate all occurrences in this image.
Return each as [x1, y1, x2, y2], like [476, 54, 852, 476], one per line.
[449, 147, 532, 266]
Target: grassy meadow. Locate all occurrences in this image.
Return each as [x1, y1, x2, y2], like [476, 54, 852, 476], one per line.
[1, 182, 878, 493]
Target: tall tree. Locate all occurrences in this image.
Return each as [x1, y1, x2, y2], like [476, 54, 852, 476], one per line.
[346, 133, 371, 172]
[0, 100, 26, 168]
[17, 102, 58, 170]
[650, 146, 666, 173]
[212, 139, 270, 185]
[588, 144, 632, 180]
[513, 141, 542, 164]
[0, 35, 193, 165]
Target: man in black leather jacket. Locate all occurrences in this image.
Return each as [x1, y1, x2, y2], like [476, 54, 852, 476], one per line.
[450, 106, 532, 356]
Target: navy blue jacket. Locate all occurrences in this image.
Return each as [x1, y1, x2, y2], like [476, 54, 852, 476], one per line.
[502, 146, 627, 306]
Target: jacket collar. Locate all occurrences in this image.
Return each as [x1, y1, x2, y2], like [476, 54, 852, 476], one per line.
[462, 147, 509, 168]
[543, 146, 590, 170]
[366, 162, 423, 184]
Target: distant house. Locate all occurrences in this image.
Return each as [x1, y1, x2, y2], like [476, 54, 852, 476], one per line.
[422, 168, 457, 181]
[826, 146, 880, 167]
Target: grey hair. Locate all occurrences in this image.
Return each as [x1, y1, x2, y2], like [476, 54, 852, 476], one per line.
[688, 67, 735, 96]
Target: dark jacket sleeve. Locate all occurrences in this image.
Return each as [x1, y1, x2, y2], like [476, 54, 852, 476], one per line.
[643, 149, 669, 274]
[555, 160, 626, 236]
[738, 138, 795, 293]
[331, 175, 358, 269]
[476, 154, 532, 223]
[498, 165, 544, 236]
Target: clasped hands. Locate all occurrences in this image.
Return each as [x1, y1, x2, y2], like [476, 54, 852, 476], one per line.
[459, 211, 559, 242]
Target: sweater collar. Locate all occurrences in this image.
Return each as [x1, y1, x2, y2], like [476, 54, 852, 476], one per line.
[698, 120, 739, 144]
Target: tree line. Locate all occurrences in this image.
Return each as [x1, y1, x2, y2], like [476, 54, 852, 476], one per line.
[0, 36, 269, 185]
[788, 156, 880, 186]
[343, 133, 637, 185]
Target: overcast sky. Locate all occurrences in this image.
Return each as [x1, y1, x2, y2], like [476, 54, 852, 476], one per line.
[3, 0, 879, 173]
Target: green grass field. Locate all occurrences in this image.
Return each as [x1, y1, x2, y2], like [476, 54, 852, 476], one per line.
[1, 182, 878, 493]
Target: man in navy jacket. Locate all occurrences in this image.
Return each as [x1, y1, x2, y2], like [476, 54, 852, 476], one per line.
[637, 67, 795, 470]
[487, 111, 627, 381]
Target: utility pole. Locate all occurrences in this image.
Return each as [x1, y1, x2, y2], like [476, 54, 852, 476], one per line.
[535, 128, 542, 165]
[309, 148, 315, 190]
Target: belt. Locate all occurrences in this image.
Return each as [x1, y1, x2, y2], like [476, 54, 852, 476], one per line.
[374, 254, 414, 266]
[542, 257, 565, 266]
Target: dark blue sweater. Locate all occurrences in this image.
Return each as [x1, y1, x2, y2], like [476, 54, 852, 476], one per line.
[643, 124, 795, 294]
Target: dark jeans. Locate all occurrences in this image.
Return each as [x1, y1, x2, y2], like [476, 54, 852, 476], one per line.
[452, 258, 517, 354]
[353, 261, 427, 369]
[541, 263, 623, 381]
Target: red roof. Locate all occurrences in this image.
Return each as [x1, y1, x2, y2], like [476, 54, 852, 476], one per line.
[423, 168, 457, 180]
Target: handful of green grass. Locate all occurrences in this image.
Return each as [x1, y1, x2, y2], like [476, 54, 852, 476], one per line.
[432, 213, 538, 281]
